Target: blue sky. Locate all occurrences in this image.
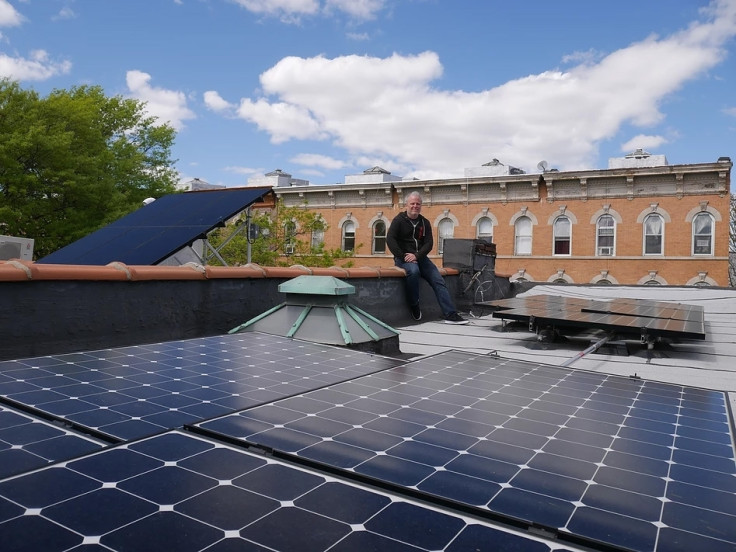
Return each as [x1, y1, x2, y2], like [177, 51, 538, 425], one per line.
[1, 0, 735, 187]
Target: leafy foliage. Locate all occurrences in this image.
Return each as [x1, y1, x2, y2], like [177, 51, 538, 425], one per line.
[0, 79, 178, 258]
[208, 199, 357, 267]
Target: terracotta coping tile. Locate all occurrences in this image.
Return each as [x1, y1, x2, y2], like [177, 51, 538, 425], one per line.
[260, 266, 313, 278]
[124, 264, 207, 281]
[204, 265, 266, 279]
[0, 261, 32, 281]
[29, 263, 130, 281]
[0, 261, 468, 282]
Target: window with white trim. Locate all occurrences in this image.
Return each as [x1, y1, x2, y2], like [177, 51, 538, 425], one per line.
[342, 220, 355, 252]
[372, 220, 386, 254]
[643, 213, 663, 255]
[476, 216, 493, 240]
[553, 216, 571, 255]
[692, 212, 714, 255]
[596, 214, 615, 256]
[514, 216, 532, 255]
[438, 218, 454, 255]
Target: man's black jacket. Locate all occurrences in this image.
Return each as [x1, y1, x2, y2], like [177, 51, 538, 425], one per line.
[386, 212, 434, 260]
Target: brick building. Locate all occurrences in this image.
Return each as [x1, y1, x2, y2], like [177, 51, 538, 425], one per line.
[257, 152, 732, 286]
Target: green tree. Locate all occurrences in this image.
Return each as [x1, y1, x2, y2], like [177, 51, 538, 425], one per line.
[208, 199, 357, 267]
[0, 79, 178, 258]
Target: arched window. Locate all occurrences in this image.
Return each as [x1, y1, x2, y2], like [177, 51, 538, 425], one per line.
[342, 220, 355, 252]
[692, 212, 714, 255]
[477, 216, 493, 241]
[514, 216, 532, 255]
[284, 221, 296, 255]
[372, 220, 386, 254]
[310, 225, 324, 251]
[438, 218, 454, 255]
[553, 216, 571, 255]
[596, 214, 615, 256]
[643, 213, 663, 255]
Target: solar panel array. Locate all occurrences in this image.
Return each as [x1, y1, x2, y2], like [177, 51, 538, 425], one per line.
[1, 331, 734, 551]
[0, 430, 573, 552]
[0, 333, 400, 442]
[486, 296, 706, 340]
[196, 350, 736, 552]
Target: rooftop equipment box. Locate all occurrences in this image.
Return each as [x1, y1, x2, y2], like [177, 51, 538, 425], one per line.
[442, 238, 496, 272]
[0, 235, 34, 261]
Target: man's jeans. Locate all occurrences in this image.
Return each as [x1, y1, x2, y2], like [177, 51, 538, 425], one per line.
[394, 256, 457, 317]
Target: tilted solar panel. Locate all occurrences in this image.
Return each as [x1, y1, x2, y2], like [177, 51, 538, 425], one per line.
[37, 187, 271, 265]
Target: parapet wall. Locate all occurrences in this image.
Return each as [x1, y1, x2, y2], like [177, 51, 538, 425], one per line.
[0, 261, 512, 361]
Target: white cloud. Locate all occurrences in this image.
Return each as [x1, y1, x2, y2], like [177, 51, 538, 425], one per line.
[621, 135, 669, 152]
[125, 70, 196, 130]
[290, 152, 349, 170]
[0, 49, 71, 80]
[724, 106, 736, 117]
[203, 90, 235, 112]
[236, 96, 327, 142]
[224, 165, 264, 175]
[52, 6, 77, 21]
[228, 0, 384, 22]
[228, 0, 319, 22]
[214, 0, 736, 177]
[0, 0, 23, 27]
[325, 0, 385, 20]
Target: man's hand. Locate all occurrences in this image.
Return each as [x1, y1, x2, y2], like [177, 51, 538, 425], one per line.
[404, 253, 418, 263]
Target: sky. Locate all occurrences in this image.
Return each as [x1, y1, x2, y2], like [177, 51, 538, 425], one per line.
[1, 0, 735, 188]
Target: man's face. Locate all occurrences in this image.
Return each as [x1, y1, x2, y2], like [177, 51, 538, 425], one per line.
[406, 197, 422, 219]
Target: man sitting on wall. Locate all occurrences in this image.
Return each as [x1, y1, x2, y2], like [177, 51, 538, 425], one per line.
[387, 191, 468, 325]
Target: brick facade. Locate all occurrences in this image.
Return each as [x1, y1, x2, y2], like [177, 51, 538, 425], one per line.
[273, 158, 732, 286]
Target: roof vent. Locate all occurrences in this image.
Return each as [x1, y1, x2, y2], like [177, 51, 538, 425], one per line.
[229, 275, 401, 355]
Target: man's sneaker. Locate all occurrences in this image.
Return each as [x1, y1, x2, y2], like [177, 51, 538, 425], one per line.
[444, 312, 468, 325]
[410, 303, 422, 321]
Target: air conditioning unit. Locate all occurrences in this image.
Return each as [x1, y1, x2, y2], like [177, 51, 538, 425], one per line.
[0, 235, 34, 261]
[285, 243, 295, 256]
[598, 247, 613, 256]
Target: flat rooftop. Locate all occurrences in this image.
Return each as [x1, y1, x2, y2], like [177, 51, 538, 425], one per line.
[1, 283, 735, 551]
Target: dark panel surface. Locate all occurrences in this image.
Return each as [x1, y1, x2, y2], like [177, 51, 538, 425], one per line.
[0, 430, 565, 552]
[0, 404, 105, 479]
[197, 350, 736, 552]
[485, 295, 705, 340]
[37, 187, 270, 265]
[0, 332, 401, 442]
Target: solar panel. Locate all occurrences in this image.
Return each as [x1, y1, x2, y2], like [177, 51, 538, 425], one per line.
[195, 350, 736, 552]
[37, 187, 271, 265]
[0, 430, 572, 552]
[0, 332, 401, 442]
[0, 404, 105, 480]
[485, 296, 706, 340]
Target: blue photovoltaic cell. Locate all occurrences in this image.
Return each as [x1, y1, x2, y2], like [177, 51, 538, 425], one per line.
[0, 332, 401, 442]
[196, 350, 736, 552]
[0, 404, 105, 480]
[37, 187, 270, 265]
[0, 430, 568, 552]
